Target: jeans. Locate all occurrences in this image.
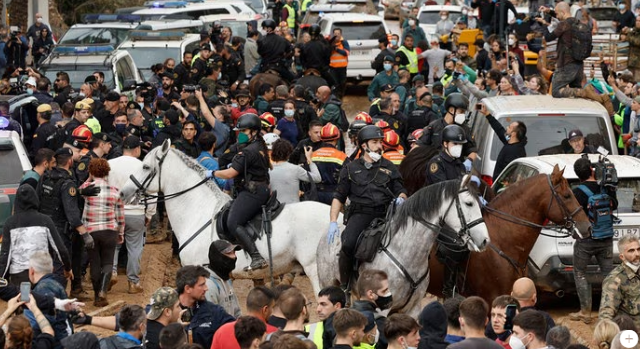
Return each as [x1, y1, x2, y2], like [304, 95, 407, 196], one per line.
[573, 238, 613, 312]
[551, 62, 585, 98]
[113, 214, 145, 283]
[331, 67, 347, 99]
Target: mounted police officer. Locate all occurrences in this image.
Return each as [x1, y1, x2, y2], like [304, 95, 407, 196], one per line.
[258, 19, 294, 83]
[300, 24, 336, 88]
[327, 125, 407, 288]
[37, 147, 98, 299]
[210, 114, 271, 270]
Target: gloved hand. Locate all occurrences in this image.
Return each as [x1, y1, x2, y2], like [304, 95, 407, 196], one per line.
[327, 222, 339, 244]
[478, 195, 488, 206]
[516, 19, 523, 25]
[470, 175, 481, 187]
[463, 158, 473, 172]
[395, 197, 405, 206]
[82, 233, 95, 250]
[79, 184, 100, 197]
[205, 170, 214, 179]
[71, 312, 92, 325]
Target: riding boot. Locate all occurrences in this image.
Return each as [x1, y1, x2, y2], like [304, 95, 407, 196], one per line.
[338, 251, 353, 287]
[236, 226, 268, 270]
[95, 272, 111, 307]
[442, 260, 458, 299]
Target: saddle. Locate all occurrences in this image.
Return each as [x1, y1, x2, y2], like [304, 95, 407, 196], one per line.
[303, 68, 321, 77]
[215, 191, 286, 244]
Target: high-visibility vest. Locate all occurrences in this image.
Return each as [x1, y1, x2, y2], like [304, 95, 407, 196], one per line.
[330, 41, 349, 68]
[284, 4, 296, 29]
[301, 0, 312, 12]
[396, 46, 418, 74]
[311, 147, 347, 165]
[304, 322, 324, 349]
[383, 150, 404, 165]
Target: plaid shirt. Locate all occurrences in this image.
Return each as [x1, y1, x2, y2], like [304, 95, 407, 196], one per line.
[80, 178, 125, 234]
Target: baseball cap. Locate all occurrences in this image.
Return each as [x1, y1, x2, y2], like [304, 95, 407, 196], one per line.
[105, 91, 120, 102]
[200, 44, 212, 51]
[55, 147, 73, 157]
[412, 74, 425, 83]
[127, 101, 141, 110]
[147, 287, 179, 320]
[164, 109, 180, 125]
[126, 125, 140, 137]
[75, 101, 90, 110]
[123, 135, 141, 149]
[161, 71, 175, 80]
[94, 132, 110, 142]
[568, 129, 583, 141]
[25, 77, 37, 87]
[84, 75, 98, 84]
[212, 240, 242, 254]
[60, 332, 99, 349]
[235, 89, 250, 98]
[383, 55, 394, 63]
[37, 104, 52, 113]
[381, 84, 395, 93]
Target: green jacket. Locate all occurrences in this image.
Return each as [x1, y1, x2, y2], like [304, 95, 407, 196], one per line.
[599, 262, 640, 328]
[367, 71, 399, 101]
[253, 96, 269, 114]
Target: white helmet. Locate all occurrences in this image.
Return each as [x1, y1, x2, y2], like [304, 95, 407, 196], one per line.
[264, 133, 280, 150]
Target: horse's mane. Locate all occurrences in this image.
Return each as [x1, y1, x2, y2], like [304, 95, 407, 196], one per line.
[167, 148, 225, 195]
[398, 145, 439, 196]
[392, 179, 466, 232]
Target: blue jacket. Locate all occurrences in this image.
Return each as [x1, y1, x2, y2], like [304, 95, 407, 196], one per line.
[185, 299, 235, 349]
[197, 151, 227, 189]
[25, 273, 70, 348]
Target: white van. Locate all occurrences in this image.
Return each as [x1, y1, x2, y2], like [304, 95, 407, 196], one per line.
[55, 14, 141, 50]
[132, 0, 256, 21]
[469, 95, 618, 186]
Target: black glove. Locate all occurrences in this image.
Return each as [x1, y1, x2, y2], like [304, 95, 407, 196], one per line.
[71, 313, 92, 325]
[82, 233, 95, 250]
[79, 184, 100, 197]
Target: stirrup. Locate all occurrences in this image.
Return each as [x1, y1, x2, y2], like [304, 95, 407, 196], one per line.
[244, 257, 268, 271]
[0, 278, 7, 287]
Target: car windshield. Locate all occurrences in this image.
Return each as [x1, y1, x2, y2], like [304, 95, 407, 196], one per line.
[219, 20, 248, 38]
[568, 178, 640, 214]
[419, 11, 462, 25]
[41, 66, 115, 91]
[331, 22, 386, 41]
[58, 27, 131, 46]
[490, 116, 613, 160]
[127, 47, 180, 79]
[0, 142, 23, 185]
[245, 0, 264, 13]
[588, 8, 617, 21]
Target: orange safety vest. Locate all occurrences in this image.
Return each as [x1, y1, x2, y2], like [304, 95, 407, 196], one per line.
[383, 150, 404, 165]
[312, 147, 348, 165]
[330, 40, 349, 68]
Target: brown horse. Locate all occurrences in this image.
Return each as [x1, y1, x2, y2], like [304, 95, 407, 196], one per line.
[426, 165, 592, 305]
[249, 70, 287, 99]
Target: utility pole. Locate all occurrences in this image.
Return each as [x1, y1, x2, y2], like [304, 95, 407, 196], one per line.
[2, 0, 9, 26]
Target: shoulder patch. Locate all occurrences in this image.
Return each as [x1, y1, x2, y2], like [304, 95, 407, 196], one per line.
[69, 187, 76, 196]
[77, 162, 86, 171]
[430, 162, 439, 174]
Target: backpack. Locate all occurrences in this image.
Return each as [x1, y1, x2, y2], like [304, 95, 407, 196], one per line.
[327, 100, 349, 132]
[569, 19, 593, 61]
[577, 185, 614, 240]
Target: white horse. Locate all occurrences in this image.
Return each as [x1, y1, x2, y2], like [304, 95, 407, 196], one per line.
[317, 176, 490, 317]
[120, 140, 343, 296]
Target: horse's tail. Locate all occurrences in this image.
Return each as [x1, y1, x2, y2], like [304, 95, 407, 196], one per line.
[399, 145, 439, 196]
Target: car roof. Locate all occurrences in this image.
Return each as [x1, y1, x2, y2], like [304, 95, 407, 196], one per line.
[509, 155, 640, 179]
[0, 130, 32, 171]
[307, 4, 356, 12]
[481, 95, 608, 116]
[43, 50, 128, 65]
[68, 22, 138, 29]
[121, 33, 200, 46]
[419, 5, 462, 11]
[319, 13, 385, 21]
[133, 2, 241, 14]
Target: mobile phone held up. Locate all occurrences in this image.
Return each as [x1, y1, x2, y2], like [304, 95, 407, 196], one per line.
[504, 304, 517, 330]
[20, 282, 30, 302]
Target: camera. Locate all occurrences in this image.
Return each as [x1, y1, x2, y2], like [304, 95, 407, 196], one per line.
[183, 85, 200, 93]
[581, 150, 618, 187]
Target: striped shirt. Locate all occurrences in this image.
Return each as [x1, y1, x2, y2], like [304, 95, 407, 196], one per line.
[80, 178, 125, 233]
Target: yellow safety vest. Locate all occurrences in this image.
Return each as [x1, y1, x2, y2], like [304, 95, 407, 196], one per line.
[396, 46, 418, 74]
[301, 0, 312, 12]
[304, 322, 324, 349]
[85, 117, 101, 134]
[284, 4, 296, 29]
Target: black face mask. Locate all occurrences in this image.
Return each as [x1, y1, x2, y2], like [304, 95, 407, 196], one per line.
[496, 330, 512, 342]
[375, 293, 393, 310]
[445, 69, 453, 75]
[208, 248, 237, 280]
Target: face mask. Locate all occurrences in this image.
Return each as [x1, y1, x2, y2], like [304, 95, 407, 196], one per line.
[625, 261, 640, 273]
[509, 335, 527, 349]
[374, 329, 380, 344]
[408, 20, 416, 26]
[368, 150, 382, 162]
[620, 3, 626, 10]
[26, 88, 33, 95]
[454, 113, 466, 124]
[138, 102, 145, 109]
[79, 92, 86, 98]
[505, 133, 511, 141]
[390, 39, 398, 46]
[448, 144, 463, 158]
[508, 38, 515, 46]
[445, 68, 453, 75]
[284, 109, 295, 117]
[238, 132, 250, 144]
[384, 63, 393, 71]
[115, 123, 127, 135]
[231, 103, 238, 108]
[462, 9, 468, 15]
[36, 18, 43, 24]
[217, 72, 222, 80]
[375, 292, 393, 310]
[441, 15, 447, 21]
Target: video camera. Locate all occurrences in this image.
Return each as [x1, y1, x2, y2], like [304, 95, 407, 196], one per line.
[183, 84, 208, 93]
[581, 148, 618, 187]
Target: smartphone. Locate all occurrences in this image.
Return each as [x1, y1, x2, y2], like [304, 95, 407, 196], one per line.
[504, 304, 517, 330]
[475, 103, 483, 111]
[20, 282, 30, 302]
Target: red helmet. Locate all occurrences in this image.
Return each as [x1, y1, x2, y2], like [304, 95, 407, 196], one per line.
[375, 120, 390, 131]
[354, 111, 373, 125]
[259, 112, 276, 129]
[71, 125, 93, 144]
[408, 128, 424, 143]
[383, 130, 400, 149]
[320, 122, 341, 141]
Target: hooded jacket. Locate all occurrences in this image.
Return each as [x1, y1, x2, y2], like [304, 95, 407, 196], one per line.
[418, 301, 448, 349]
[0, 185, 71, 278]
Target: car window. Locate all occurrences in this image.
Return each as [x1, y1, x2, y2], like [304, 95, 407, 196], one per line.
[58, 27, 130, 46]
[494, 164, 539, 194]
[245, 0, 264, 13]
[589, 8, 617, 21]
[116, 59, 132, 88]
[490, 116, 613, 160]
[331, 22, 386, 41]
[41, 66, 115, 90]
[128, 47, 180, 75]
[568, 178, 640, 214]
[0, 143, 23, 185]
[419, 11, 462, 25]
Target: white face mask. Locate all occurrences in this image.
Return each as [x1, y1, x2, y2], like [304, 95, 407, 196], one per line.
[217, 72, 222, 80]
[36, 18, 43, 24]
[508, 335, 527, 349]
[408, 20, 416, 26]
[440, 15, 447, 21]
[508, 38, 515, 46]
[625, 261, 640, 273]
[374, 329, 380, 344]
[454, 113, 466, 124]
[368, 151, 382, 162]
[462, 9, 468, 15]
[448, 144, 463, 158]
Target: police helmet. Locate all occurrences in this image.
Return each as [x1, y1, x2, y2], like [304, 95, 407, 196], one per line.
[309, 24, 321, 37]
[357, 125, 384, 145]
[444, 93, 469, 112]
[348, 120, 368, 138]
[234, 113, 261, 132]
[262, 19, 277, 30]
[442, 124, 467, 144]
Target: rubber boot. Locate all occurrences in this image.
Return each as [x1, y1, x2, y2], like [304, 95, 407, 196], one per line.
[236, 226, 268, 270]
[95, 272, 111, 307]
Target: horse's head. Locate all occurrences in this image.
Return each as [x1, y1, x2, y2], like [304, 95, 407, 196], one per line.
[545, 165, 592, 239]
[120, 140, 171, 202]
[440, 175, 491, 252]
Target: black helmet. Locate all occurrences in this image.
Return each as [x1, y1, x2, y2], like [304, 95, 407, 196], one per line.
[348, 120, 367, 137]
[309, 24, 321, 37]
[444, 93, 469, 112]
[442, 124, 467, 144]
[357, 125, 384, 144]
[262, 19, 277, 30]
[234, 113, 261, 131]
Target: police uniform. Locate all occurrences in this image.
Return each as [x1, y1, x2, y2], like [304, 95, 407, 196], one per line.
[191, 56, 210, 85]
[267, 98, 286, 121]
[311, 144, 348, 205]
[257, 32, 294, 81]
[222, 51, 245, 87]
[300, 38, 336, 86]
[75, 149, 100, 185]
[367, 70, 399, 101]
[425, 150, 466, 186]
[334, 156, 406, 284]
[31, 120, 57, 154]
[599, 262, 640, 328]
[418, 119, 476, 156]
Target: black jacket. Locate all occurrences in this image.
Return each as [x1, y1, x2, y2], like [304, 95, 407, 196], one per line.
[487, 114, 527, 179]
[152, 124, 182, 149]
[352, 301, 388, 349]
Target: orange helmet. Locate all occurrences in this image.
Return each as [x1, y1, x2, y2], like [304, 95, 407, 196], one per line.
[408, 128, 424, 143]
[375, 120, 390, 131]
[71, 125, 93, 144]
[383, 130, 400, 149]
[354, 111, 373, 125]
[260, 112, 276, 129]
[320, 122, 341, 141]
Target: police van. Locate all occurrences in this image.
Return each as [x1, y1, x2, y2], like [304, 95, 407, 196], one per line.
[132, 0, 256, 21]
[135, 19, 205, 33]
[55, 14, 142, 52]
[119, 30, 201, 80]
[39, 45, 144, 100]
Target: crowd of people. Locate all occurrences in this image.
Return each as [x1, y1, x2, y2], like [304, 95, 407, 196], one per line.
[1, 0, 640, 348]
